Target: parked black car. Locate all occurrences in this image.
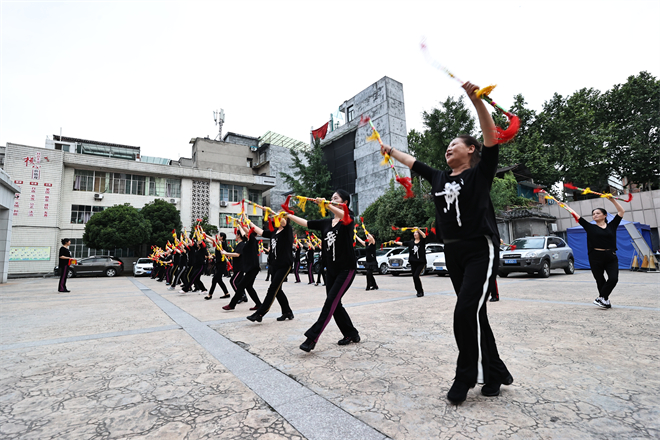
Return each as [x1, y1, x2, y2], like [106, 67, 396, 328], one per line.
[54, 256, 125, 278]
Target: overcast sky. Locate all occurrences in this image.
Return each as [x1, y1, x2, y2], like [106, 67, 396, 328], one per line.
[2, 0, 659, 160]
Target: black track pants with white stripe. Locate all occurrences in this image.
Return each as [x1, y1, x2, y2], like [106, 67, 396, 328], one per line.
[445, 235, 510, 386]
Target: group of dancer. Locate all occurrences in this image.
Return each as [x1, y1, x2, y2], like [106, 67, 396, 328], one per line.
[58, 79, 628, 406]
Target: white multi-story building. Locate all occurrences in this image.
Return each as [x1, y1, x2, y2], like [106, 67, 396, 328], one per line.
[2, 135, 278, 276]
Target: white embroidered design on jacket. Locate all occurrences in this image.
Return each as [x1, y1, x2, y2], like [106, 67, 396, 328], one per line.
[325, 230, 338, 261]
[271, 237, 278, 259]
[436, 181, 463, 226]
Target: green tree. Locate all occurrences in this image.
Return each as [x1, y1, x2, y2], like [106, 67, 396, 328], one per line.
[360, 178, 435, 244]
[83, 204, 151, 253]
[490, 172, 533, 213]
[533, 89, 613, 192]
[408, 95, 477, 170]
[280, 138, 333, 221]
[603, 71, 660, 190]
[140, 199, 182, 249]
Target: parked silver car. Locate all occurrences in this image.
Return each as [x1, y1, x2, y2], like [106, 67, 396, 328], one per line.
[357, 247, 406, 275]
[499, 236, 574, 278]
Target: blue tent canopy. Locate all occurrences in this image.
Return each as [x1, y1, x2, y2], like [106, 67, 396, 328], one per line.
[566, 214, 652, 269]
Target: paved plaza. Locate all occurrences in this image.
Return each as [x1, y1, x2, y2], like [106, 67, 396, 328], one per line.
[1, 269, 659, 439]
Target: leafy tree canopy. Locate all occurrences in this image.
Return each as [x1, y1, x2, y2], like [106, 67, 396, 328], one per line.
[140, 199, 182, 249]
[361, 178, 436, 244]
[408, 95, 476, 170]
[83, 203, 151, 252]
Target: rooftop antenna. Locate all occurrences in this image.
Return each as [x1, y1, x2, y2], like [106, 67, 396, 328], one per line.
[213, 109, 225, 141]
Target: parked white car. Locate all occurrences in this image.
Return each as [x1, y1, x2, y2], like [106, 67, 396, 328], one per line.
[432, 253, 449, 276]
[357, 247, 407, 275]
[133, 258, 154, 276]
[387, 243, 445, 275]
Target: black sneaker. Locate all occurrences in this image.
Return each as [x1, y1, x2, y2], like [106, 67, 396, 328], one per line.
[593, 297, 608, 308]
[338, 334, 360, 345]
[447, 380, 474, 404]
[246, 313, 262, 323]
[300, 339, 316, 352]
[481, 373, 514, 397]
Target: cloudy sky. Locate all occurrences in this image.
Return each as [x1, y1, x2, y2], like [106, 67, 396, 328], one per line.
[2, 0, 658, 160]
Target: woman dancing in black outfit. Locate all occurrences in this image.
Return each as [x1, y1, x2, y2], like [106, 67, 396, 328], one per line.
[287, 190, 360, 352]
[393, 228, 427, 297]
[306, 244, 315, 284]
[221, 223, 262, 311]
[576, 197, 625, 308]
[205, 233, 230, 300]
[384, 81, 512, 404]
[293, 241, 302, 283]
[356, 234, 379, 291]
[244, 215, 294, 322]
[57, 238, 72, 292]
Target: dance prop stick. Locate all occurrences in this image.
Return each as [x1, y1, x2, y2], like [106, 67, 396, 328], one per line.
[564, 183, 633, 203]
[359, 217, 370, 236]
[420, 39, 520, 144]
[534, 188, 580, 223]
[391, 225, 428, 234]
[359, 115, 415, 198]
[291, 195, 352, 225]
[380, 238, 401, 249]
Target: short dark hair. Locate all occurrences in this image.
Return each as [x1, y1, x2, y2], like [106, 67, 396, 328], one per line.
[61, 238, 70, 245]
[456, 134, 482, 167]
[592, 208, 609, 223]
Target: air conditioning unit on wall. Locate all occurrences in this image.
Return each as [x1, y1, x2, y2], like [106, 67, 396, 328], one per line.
[169, 199, 177, 204]
[94, 193, 104, 200]
[219, 201, 228, 207]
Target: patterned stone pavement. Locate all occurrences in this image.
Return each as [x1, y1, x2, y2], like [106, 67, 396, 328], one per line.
[1, 269, 658, 439]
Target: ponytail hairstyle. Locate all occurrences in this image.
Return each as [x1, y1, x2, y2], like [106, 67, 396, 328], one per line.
[61, 238, 70, 246]
[456, 134, 483, 168]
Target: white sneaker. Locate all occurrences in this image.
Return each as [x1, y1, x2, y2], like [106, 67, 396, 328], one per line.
[603, 298, 612, 308]
[593, 297, 607, 308]
[179, 290, 186, 294]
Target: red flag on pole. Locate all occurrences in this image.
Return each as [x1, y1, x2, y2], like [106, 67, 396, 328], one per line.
[312, 122, 329, 140]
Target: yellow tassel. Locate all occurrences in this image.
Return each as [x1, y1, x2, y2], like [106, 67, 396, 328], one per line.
[366, 130, 380, 143]
[582, 188, 592, 195]
[274, 216, 281, 228]
[252, 204, 257, 214]
[381, 153, 390, 166]
[476, 84, 497, 98]
[600, 193, 612, 198]
[263, 210, 269, 222]
[296, 196, 307, 212]
[319, 201, 327, 217]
